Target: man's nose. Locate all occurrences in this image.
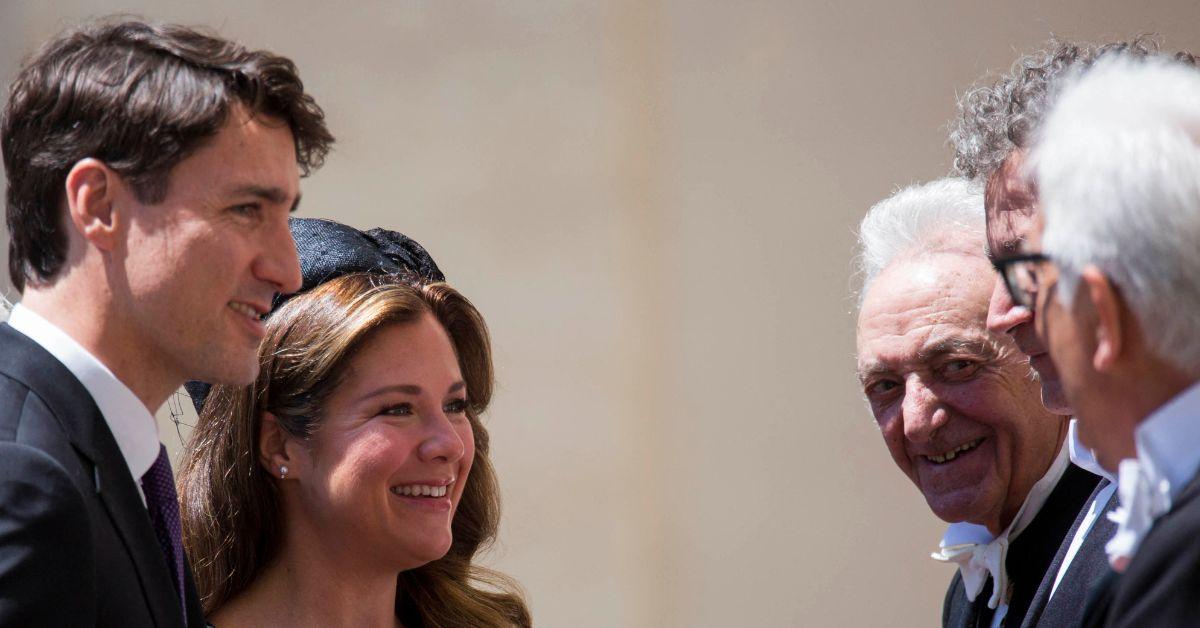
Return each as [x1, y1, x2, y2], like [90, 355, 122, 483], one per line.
[255, 219, 303, 295]
[986, 275, 1032, 336]
[901, 378, 948, 444]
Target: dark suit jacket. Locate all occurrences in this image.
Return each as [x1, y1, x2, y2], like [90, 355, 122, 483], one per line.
[1019, 479, 1118, 627]
[1083, 471, 1200, 627]
[0, 324, 205, 626]
[943, 463, 1101, 627]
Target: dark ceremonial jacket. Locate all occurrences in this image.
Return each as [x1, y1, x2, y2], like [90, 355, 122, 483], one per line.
[1081, 472, 1200, 627]
[942, 463, 1101, 628]
[1018, 479, 1118, 627]
[0, 324, 205, 626]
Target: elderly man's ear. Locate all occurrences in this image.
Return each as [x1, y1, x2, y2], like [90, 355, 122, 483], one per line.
[1080, 265, 1126, 372]
[63, 158, 125, 251]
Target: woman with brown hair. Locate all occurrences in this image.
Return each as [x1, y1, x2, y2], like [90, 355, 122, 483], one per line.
[177, 219, 530, 627]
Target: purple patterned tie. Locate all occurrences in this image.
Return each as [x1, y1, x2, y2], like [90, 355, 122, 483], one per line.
[141, 444, 187, 619]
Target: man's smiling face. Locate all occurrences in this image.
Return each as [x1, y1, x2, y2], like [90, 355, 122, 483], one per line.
[857, 251, 1065, 533]
[115, 106, 303, 388]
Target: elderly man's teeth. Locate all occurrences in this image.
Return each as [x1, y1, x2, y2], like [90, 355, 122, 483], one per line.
[926, 438, 984, 464]
[391, 485, 449, 497]
[229, 302, 262, 320]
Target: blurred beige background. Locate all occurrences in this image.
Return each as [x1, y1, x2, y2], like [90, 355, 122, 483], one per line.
[3, 2, 1200, 626]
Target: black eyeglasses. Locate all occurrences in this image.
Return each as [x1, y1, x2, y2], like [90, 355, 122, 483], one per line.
[991, 253, 1052, 310]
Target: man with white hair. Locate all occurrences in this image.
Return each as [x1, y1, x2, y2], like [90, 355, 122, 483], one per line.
[1019, 56, 1200, 626]
[855, 178, 1101, 627]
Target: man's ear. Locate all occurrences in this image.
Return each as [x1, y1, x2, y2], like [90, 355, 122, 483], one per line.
[259, 412, 303, 480]
[63, 158, 124, 251]
[1080, 266, 1124, 372]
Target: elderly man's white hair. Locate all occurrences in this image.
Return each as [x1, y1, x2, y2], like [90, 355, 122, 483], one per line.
[1033, 56, 1200, 377]
[855, 177, 985, 306]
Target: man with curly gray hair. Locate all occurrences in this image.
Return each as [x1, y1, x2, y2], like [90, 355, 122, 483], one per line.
[951, 36, 1192, 415]
[946, 37, 1195, 628]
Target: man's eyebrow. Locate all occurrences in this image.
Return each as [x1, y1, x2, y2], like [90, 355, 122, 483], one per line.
[1002, 236, 1027, 255]
[856, 335, 998, 385]
[918, 336, 997, 361]
[856, 360, 889, 383]
[229, 184, 301, 211]
[986, 234, 1027, 259]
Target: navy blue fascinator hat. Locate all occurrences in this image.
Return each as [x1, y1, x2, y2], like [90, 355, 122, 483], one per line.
[183, 217, 444, 413]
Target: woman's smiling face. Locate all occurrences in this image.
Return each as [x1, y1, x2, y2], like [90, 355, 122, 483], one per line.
[288, 312, 475, 571]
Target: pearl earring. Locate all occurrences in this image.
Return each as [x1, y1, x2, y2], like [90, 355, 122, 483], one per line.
[279, 465, 289, 479]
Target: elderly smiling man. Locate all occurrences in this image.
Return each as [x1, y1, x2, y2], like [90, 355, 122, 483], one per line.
[854, 178, 1101, 627]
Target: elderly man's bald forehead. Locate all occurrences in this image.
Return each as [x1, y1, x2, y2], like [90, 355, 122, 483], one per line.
[857, 252, 993, 344]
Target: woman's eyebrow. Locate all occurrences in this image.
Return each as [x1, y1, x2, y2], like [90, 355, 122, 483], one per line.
[359, 381, 466, 401]
[359, 384, 422, 400]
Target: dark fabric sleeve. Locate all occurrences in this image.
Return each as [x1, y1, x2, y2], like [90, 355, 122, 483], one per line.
[0, 441, 94, 624]
[1108, 500, 1200, 627]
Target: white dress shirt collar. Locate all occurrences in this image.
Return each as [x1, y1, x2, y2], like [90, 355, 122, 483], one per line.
[1068, 418, 1114, 483]
[1134, 380, 1200, 504]
[8, 304, 160, 488]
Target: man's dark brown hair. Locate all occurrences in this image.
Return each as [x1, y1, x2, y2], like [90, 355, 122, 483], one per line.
[1, 18, 335, 291]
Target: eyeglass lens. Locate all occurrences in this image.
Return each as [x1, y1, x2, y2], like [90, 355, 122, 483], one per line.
[1008, 262, 1039, 308]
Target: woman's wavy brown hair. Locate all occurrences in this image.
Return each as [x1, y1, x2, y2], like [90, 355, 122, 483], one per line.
[178, 272, 530, 627]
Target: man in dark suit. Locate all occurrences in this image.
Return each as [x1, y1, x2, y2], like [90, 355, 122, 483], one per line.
[0, 19, 333, 625]
[854, 177, 1097, 628]
[941, 39, 1200, 627]
[1021, 55, 1200, 627]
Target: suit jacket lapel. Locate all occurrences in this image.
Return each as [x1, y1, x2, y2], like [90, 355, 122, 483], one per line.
[94, 451, 187, 628]
[1023, 479, 1119, 627]
[1017, 484, 1094, 628]
[1078, 567, 1120, 628]
[1002, 463, 1100, 626]
[0, 325, 184, 627]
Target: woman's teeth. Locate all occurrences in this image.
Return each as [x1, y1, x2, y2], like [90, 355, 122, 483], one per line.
[391, 484, 449, 497]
